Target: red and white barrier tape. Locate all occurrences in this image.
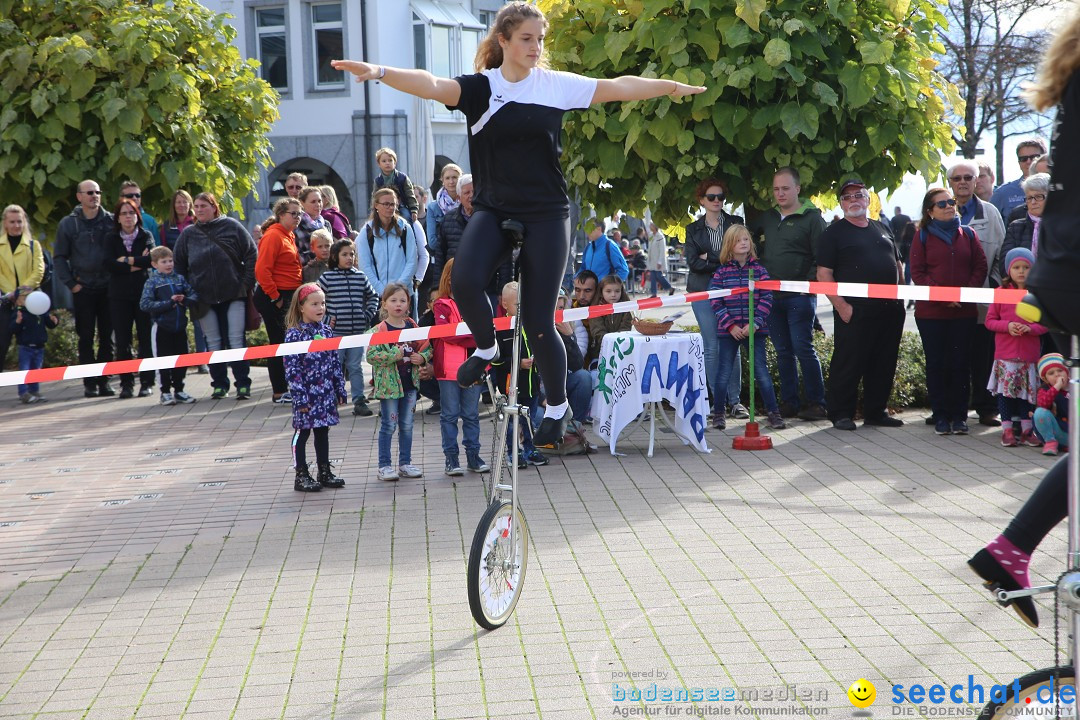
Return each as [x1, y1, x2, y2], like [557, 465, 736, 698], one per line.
[755, 279, 1025, 305]
[0, 288, 744, 387]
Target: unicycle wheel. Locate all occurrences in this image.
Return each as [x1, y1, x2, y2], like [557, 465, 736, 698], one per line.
[467, 499, 528, 629]
[978, 666, 1075, 720]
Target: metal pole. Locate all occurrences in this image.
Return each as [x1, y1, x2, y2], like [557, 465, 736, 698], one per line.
[747, 268, 756, 424]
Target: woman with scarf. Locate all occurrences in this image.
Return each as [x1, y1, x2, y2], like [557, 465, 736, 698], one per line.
[425, 163, 462, 247]
[1000, 173, 1050, 275]
[293, 186, 329, 262]
[105, 198, 157, 398]
[909, 187, 989, 436]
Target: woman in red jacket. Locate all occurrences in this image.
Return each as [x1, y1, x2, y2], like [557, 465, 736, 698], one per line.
[432, 259, 489, 477]
[255, 197, 304, 403]
[909, 187, 988, 436]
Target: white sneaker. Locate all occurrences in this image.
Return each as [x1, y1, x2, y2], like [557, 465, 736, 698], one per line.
[399, 464, 423, 478]
[160, 392, 176, 406]
[377, 466, 399, 481]
[731, 403, 750, 419]
[174, 391, 196, 404]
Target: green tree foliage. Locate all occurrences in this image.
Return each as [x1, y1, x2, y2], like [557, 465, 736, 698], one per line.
[539, 0, 959, 223]
[0, 0, 279, 230]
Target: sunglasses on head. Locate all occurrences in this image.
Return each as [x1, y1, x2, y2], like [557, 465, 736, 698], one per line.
[950, 174, 975, 182]
[703, 193, 724, 202]
[933, 198, 957, 209]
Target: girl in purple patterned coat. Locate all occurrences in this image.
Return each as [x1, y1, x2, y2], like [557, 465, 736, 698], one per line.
[284, 283, 347, 492]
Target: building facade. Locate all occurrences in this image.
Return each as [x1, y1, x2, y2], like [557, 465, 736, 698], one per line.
[203, 0, 506, 227]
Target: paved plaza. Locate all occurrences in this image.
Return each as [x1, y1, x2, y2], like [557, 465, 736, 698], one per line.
[0, 366, 1063, 719]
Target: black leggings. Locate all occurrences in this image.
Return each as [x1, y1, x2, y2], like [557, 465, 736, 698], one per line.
[293, 427, 329, 468]
[451, 211, 570, 406]
[1003, 455, 1068, 554]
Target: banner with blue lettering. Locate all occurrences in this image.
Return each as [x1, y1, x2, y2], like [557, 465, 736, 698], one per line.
[591, 331, 711, 454]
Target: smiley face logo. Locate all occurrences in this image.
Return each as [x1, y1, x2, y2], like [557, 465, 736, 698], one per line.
[848, 679, 876, 708]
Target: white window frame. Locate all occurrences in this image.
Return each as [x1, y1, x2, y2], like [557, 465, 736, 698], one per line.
[412, 1, 485, 120]
[310, 2, 345, 90]
[255, 6, 289, 92]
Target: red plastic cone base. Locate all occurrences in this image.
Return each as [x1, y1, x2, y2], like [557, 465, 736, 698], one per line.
[732, 421, 773, 451]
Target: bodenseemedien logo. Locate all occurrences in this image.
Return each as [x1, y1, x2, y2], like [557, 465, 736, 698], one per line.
[849, 679, 876, 717]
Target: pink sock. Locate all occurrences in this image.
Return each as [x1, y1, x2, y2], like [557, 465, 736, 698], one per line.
[1002, 420, 1014, 430]
[986, 534, 1032, 589]
[1020, 419, 1033, 433]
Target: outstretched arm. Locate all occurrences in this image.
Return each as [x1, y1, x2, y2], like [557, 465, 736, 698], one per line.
[331, 60, 461, 107]
[592, 76, 705, 104]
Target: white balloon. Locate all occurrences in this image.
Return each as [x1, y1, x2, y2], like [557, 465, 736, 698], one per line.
[24, 290, 51, 316]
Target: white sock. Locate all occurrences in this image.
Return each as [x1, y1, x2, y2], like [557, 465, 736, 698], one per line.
[544, 400, 568, 420]
[472, 344, 497, 361]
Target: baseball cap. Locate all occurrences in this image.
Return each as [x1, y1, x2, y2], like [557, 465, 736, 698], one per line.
[837, 176, 866, 194]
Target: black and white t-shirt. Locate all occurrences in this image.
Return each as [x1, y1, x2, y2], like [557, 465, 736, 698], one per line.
[448, 67, 597, 222]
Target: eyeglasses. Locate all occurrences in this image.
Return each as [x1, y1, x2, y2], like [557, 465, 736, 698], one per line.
[376, 201, 397, 208]
[950, 174, 975, 182]
[703, 193, 725, 202]
[840, 193, 867, 202]
[933, 198, 957, 209]
[80, 189, 102, 195]
[280, 210, 301, 217]
[1018, 154, 1041, 163]
[1025, 194, 1047, 203]
[121, 192, 141, 199]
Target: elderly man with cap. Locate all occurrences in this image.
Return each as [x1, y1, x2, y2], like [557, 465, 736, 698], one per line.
[815, 176, 906, 431]
[947, 158, 1004, 426]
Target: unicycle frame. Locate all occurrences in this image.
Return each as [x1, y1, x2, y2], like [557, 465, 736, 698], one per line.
[1064, 335, 1080, 668]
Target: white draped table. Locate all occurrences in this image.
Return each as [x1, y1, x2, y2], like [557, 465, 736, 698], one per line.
[590, 331, 711, 457]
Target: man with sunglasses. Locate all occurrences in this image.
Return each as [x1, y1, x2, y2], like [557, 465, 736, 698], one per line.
[118, 181, 159, 241]
[991, 138, 1048, 218]
[948, 158, 1005, 426]
[54, 180, 116, 397]
[816, 177, 906, 431]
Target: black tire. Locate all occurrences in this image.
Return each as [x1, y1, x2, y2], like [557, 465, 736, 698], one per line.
[978, 666, 1074, 720]
[467, 499, 528, 630]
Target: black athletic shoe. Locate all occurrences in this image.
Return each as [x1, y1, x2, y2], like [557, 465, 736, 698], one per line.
[457, 348, 499, 388]
[533, 408, 573, 447]
[968, 548, 1038, 628]
[863, 415, 904, 427]
[832, 417, 857, 431]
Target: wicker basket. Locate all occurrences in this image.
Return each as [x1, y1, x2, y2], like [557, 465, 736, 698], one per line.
[632, 319, 673, 336]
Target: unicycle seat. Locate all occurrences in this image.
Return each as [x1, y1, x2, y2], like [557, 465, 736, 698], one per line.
[500, 219, 526, 248]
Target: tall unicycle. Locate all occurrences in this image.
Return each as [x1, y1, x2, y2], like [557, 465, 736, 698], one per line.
[979, 293, 1080, 720]
[467, 220, 531, 630]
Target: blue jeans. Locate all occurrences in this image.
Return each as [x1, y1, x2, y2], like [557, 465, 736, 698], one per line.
[692, 299, 741, 405]
[379, 391, 416, 467]
[714, 333, 779, 416]
[199, 300, 250, 391]
[1033, 407, 1068, 446]
[17, 346, 43, 395]
[566, 369, 593, 422]
[438, 380, 481, 457]
[649, 271, 672, 296]
[338, 347, 365, 403]
[766, 294, 826, 409]
[193, 317, 208, 353]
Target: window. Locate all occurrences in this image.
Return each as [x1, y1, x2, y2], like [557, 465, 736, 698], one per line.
[256, 7, 288, 90]
[412, 1, 485, 118]
[311, 3, 344, 88]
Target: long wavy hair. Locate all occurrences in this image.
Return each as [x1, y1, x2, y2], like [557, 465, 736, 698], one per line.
[1025, 4, 1080, 110]
[168, 189, 194, 228]
[474, 1, 548, 71]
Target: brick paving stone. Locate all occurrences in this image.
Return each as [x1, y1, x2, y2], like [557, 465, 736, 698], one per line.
[0, 369, 1067, 718]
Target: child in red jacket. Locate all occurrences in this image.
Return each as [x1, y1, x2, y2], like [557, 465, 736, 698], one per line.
[986, 248, 1047, 447]
[432, 260, 488, 477]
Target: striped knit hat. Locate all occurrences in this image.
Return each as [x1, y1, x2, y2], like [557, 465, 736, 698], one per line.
[1038, 353, 1067, 382]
